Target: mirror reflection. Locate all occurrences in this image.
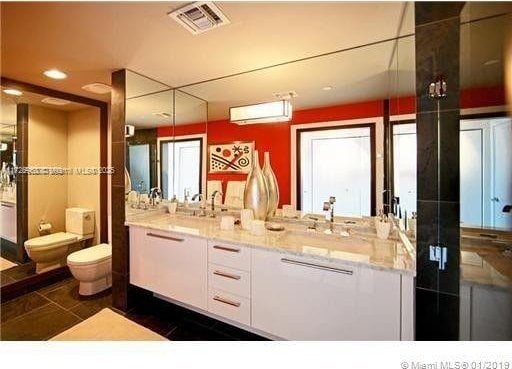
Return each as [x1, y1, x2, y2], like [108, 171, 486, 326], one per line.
[390, 10, 512, 231]
[124, 7, 512, 233]
[1, 91, 103, 287]
[0, 99, 17, 281]
[125, 70, 208, 213]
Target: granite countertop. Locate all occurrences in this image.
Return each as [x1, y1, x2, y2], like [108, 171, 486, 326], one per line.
[461, 237, 512, 290]
[125, 210, 416, 276]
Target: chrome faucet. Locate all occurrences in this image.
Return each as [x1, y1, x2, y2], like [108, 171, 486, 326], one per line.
[307, 216, 319, 232]
[149, 187, 161, 207]
[323, 196, 336, 233]
[183, 189, 190, 206]
[210, 190, 223, 218]
[192, 193, 206, 217]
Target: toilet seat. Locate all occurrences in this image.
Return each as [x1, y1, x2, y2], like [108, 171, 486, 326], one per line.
[24, 232, 78, 251]
[67, 243, 111, 267]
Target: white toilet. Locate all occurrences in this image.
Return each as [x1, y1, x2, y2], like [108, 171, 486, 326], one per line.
[67, 243, 112, 296]
[24, 208, 95, 274]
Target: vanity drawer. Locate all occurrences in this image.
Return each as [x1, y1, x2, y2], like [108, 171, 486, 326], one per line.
[208, 288, 251, 326]
[208, 263, 251, 298]
[207, 241, 251, 271]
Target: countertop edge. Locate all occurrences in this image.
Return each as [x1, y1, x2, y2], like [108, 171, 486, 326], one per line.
[126, 221, 416, 277]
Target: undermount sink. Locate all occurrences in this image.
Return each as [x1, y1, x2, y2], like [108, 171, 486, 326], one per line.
[278, 230, 376, 252]
[152, 214, 217, 228]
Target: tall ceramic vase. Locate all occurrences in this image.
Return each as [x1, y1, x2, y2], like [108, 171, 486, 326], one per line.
[243, 150, 269, 220]
[262, 152, 279, 218]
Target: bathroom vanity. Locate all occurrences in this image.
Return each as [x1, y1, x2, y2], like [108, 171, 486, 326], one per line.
[0, 198, 17, 244]
[126, 211, 415, 340]
[459, 234, 512, 340]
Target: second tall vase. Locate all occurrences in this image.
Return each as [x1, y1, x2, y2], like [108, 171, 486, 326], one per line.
[262, 151, 279, 218]
[243, 150, 269, 220]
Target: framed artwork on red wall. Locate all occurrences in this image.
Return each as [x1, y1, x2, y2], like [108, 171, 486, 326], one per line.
[208, 141, 254, 173]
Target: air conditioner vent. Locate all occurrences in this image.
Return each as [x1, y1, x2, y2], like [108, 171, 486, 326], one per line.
[168, 2, 230, 35]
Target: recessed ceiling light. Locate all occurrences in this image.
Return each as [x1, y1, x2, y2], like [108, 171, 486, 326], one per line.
[43, 69, 67, 80]
[82, 83, 111, 94]
[42, 97, 70, 106]
[322, 86, 333, 91]
[3, 89, 23, 96]
[483, 59, 499, 67]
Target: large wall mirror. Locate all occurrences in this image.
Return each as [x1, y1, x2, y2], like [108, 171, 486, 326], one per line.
[123, 4, 415, 222]
[125, 70, 207, 214]
[176, 33, 415, 221]
[1, 98, 18, 277]
[388, 6, 512, 231]
[1, 82, 107, 294]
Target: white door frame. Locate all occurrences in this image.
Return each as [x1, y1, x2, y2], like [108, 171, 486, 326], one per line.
[157, 133, 207, 199]
[290, 117, 384, 211]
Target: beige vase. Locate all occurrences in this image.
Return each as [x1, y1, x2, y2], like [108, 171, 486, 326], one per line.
[262, 152, 279, 218]
[243, 150, 269, 220]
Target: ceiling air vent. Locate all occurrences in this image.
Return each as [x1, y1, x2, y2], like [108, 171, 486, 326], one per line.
[168, 1, 230, 35]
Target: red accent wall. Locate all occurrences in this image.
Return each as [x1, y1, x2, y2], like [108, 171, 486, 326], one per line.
[156, 87, 505, 206]
[460, 86, 506, 109]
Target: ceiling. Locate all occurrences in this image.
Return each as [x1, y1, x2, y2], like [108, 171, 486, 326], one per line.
[1, 1, 411, 101]
[2, 1, 511, 128]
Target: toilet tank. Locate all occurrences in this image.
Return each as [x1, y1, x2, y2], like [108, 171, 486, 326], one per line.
[65, 208, 95, 236]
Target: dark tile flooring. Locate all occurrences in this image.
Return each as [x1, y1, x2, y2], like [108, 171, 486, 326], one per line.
[0, 278, 267, 341]
[1, 262, 37, 287]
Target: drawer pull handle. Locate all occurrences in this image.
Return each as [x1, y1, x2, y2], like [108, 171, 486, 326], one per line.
[1, 203, 14, 208]
[213, 270, 241, 280]
[281, 258, 353, 275]
[147, 232, 184, 242]
[213, 295, 241, 307]
[213, 245, 240, 253]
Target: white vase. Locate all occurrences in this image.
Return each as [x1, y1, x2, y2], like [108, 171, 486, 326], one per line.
[243, 150, 269, 220]
[262, 152, 279, 218]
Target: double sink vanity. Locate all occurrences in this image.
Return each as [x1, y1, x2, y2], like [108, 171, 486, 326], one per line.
[126, 206, 416, 340]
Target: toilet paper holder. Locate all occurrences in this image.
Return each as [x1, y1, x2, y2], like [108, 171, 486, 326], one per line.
[38, 220, 52, 235]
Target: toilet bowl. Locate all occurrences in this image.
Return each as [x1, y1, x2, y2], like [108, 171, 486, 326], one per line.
[67, 243, 112, 296]
[24, 208, 95, 274]
[24, 232, 80, 274]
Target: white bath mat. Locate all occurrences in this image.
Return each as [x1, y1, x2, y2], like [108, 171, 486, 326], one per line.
[0, 257, 17, 271]
[50, 308, 167, 341]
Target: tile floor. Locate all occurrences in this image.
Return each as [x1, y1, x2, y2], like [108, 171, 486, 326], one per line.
[1, 262, 36, 287]
[0, 278, 267, 341]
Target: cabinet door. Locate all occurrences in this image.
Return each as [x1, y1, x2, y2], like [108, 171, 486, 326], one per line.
[251, 248, 401, 340]
[129, 227, 208, 310]
[145, 229, 208, 310]
[1, 202, 17, 242]
[129, 227, 159, 291]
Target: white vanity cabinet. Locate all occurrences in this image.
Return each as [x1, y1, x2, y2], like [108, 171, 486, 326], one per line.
[251, 248, 402, 340]
[460, 284, 512, 340]
[0, 201, 17, 243]
[129, 227, 208, 310]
